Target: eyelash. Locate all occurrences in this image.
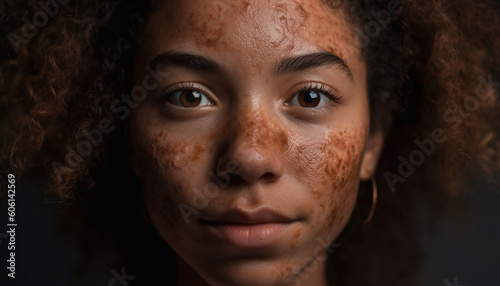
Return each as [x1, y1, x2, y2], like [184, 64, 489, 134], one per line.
[161, 82, 215, 106]
[161, 81, 342, 111]
[289, 82, 342, 108]
[163, 82, 208, 95]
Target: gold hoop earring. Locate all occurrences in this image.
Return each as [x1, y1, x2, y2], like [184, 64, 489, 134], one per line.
[357, 176, 378, 224]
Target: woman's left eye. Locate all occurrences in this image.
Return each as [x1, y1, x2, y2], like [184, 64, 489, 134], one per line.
[165, 89, 214, 108]
[287, 87, 339, 108]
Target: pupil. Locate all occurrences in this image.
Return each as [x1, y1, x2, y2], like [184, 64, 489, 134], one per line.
[187, 91, 200, 102]
[299, 91, 319, 107]
[304, 92, 317, 103]
[180, 90, 202, 107]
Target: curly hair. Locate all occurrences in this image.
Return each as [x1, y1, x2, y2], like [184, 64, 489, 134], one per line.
[1, 0, 499, 285]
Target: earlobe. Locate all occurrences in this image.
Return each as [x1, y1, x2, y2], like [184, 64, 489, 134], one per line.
[360, 129, 385, 180]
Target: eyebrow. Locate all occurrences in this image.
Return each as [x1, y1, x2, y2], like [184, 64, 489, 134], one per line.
[149, 51, 229, 76]
[148, 51, 352, 79]
[276, 52, 352, 79]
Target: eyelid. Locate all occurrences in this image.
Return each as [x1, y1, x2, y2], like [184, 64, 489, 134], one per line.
[288, 81, 343, 106]
[161, 82, 217, 106]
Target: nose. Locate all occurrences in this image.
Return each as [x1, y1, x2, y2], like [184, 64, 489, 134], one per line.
[216, 105, 284, 184]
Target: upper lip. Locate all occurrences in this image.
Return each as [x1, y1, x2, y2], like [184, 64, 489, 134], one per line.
[201, 208, 296, 225]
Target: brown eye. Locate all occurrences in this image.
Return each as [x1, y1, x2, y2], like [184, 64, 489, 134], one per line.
[180, 90, 201, 107]
[287, 83, 342, 109]
[166, 89, 213, 108]
[297, 91, 321, 107]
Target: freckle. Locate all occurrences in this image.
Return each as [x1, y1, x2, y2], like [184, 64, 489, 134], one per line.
[187, 9, 225, 49]
[277, 129, 289, 149]
[294, 1, 309, 19]
[275, 266, 293, 282]
[240, 0, 250, 12]
[289, 229, 301, 249]
[311, 188, 321, 200]
[189, 144, 205, 160]
[270, 0, 309, 48]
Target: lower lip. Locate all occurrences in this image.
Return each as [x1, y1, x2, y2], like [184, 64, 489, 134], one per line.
[204, 222, 293, 248]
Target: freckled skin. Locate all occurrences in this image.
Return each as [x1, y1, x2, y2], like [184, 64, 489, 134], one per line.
[130, 0, 382, 285]
[290, 229, 301, 249]
[134, 128, 208, 230]
[216, 103, 290, 172]
[269, 0, 309, 49]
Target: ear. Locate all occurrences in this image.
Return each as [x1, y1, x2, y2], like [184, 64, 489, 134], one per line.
[359, 129, 385, 180]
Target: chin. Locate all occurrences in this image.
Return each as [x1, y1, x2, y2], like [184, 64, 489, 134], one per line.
[195, 262, 298, 286]
[178, 247, 318, 286]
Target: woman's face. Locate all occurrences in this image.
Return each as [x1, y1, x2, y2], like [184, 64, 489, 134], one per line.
[130, 0, 383, 285]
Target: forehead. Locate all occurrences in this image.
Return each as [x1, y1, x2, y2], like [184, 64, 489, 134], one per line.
[138, 0, 359, 66]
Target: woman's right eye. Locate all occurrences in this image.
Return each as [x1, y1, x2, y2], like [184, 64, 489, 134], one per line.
[165, 89, 214, 108]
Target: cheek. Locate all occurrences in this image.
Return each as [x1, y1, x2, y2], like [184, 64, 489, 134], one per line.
[321, 131, 361, 230]
[135, 128, 207, 231]
[290, 129, 364, 230]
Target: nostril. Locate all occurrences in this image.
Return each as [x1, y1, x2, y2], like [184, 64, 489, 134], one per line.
[220, 171, 246, 187]
[261, 172, 279, 182]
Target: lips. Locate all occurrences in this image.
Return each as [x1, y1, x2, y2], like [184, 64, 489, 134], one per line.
[201, 208, 295, 224]
[200, 208, 298, 247]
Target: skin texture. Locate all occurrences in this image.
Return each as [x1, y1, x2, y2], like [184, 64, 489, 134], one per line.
[129, 0, 384, 285]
